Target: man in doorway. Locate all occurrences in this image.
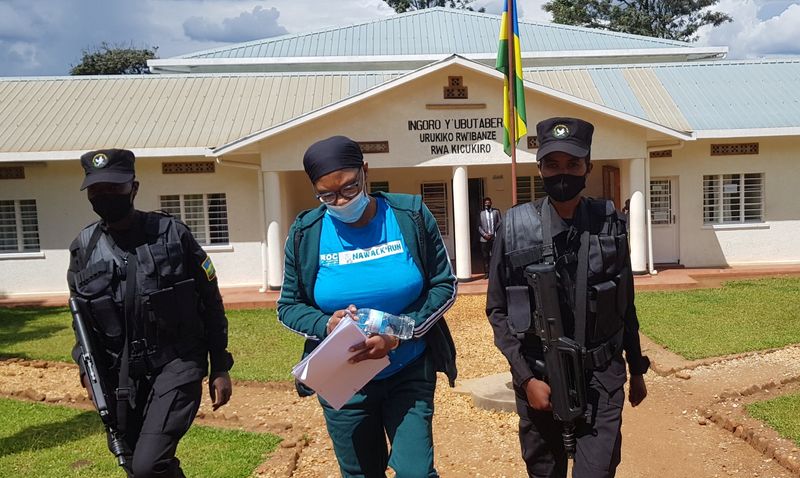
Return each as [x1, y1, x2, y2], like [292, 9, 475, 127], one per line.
[478, 197, 502, 278]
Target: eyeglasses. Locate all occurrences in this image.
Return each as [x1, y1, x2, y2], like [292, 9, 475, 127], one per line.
[314, 171, 363, 205]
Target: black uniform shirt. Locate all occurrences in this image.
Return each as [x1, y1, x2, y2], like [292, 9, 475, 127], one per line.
[68, 210, 233, 386]
[486, 198, 648, 390]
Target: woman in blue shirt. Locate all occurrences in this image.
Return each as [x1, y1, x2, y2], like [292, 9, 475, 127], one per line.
[278, 136, 458, 477]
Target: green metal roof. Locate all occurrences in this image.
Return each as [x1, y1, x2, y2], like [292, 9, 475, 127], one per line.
[524, 59, 800, 132]
[178, 8, 701, 60]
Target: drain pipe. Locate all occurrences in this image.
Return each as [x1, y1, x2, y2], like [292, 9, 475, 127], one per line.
[215, 157, 269, 293]
[645, 141, 685, 275]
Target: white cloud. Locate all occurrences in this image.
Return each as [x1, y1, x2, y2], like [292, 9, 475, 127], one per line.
[697, 0, 800, 58]
[183, 5, 288, 42]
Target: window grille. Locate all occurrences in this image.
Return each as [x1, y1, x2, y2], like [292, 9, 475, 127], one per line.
[0, 199, 40, 253]
[162, 162, 216, 174]
[370, 181, 390, 194]
[516, 176, 532, 204]
[0, 167, 25, 180]
[159, 193, 229, 245]
[710, 143, 759, 156]
[358, 141, 389, 154]
[443, 76, 468, 99]
[649, 180, 673, 225]
[649, 150, 672, 158]
[420, 182, 449, 236]
[703, 173, 764, 224]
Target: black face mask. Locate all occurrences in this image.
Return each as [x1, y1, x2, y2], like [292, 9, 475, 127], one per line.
[542, 174, 587, 202]
[90, 193, 134, 223]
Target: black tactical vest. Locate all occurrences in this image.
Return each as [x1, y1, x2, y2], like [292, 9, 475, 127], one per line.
[72, 212, 203, 374]
[503, 197, 631, 348]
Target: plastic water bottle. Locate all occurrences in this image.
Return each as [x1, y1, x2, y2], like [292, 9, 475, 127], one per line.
[351, 308, 414, 340]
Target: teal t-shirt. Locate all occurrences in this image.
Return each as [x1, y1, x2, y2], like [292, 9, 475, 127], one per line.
[315, 197, 426, 379]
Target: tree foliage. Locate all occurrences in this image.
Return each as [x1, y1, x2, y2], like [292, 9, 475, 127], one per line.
[542, 0, 732, 42]
[70, 42, 158, 75]
[384, 0, 485, 13]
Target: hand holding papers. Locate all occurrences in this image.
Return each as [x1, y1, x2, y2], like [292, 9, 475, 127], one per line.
[292, 317, 389, 410]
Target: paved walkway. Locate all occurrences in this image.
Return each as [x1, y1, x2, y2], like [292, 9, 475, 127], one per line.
[2, 264, 799, 309]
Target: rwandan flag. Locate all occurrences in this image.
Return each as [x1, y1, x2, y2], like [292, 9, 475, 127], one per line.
[496, 0, 528, 156]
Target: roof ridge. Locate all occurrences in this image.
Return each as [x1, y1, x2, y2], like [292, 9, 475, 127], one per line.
[176, 7, 693, 60]
[523, 57, 800, 71]
[177, 7, 489, 59]
[0, 71, 408, 82]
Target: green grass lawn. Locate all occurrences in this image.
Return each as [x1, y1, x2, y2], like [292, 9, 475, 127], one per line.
[0, 307, 303, 382]
[747, 392, 800, 447]
[0, 397, 280, 478]
[636, 277, 800, 360]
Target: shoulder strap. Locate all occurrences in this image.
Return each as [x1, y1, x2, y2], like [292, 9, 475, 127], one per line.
[77, 224, 104, 270]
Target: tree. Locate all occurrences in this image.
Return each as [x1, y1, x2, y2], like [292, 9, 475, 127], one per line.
[70, 43, 158, 75]
[385, 0, 485, 14]
[543, 0, 732, 42]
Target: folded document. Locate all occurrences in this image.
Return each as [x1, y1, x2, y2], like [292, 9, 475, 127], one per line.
[291, 318, 389, 410]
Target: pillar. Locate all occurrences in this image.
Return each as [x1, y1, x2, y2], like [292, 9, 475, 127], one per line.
[452, 166, 472, 280]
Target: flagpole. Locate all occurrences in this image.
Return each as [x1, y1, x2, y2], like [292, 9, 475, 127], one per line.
[507, 0, 518, 205]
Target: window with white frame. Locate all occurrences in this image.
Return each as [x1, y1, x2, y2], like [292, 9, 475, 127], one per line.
[420, 182, 449, 236]
[703, 173, 764, 224]
[0, 199, 40, 253]
[159, 193, 229, 245]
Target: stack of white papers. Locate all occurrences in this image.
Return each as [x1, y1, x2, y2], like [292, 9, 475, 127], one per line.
[291, 318, 390, 410]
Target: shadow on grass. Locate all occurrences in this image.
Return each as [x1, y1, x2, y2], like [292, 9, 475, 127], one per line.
[0, 307, 70, 356]
[0, 410, 100, 458]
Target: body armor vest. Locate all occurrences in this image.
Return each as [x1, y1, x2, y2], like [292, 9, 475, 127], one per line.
[503, 197, 631, 349]
[72, 213, 203, 375]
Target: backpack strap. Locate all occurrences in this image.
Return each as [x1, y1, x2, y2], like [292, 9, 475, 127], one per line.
[503, 201, 545, 271]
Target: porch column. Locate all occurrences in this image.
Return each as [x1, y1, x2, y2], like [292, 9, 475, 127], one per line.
[263, 171, 284, 290]
[452, 166, 472, 280]
[628, 158, 647, 274]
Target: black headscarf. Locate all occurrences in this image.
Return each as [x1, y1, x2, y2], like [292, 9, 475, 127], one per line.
[303, 136, 364, 183]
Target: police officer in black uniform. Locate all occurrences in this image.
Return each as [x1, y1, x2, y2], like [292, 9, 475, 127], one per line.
[68, 149, 234, 477]
[486, 118, 649, 477]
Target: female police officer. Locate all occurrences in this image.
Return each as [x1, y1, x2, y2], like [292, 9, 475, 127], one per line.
[486, 118, 649, 478]
[68, 149, 234, 477]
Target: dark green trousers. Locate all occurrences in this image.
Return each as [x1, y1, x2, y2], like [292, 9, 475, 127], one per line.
[320, 352, 438, 478]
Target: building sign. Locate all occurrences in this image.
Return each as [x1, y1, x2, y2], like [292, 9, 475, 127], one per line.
[408, 116, 502, 155]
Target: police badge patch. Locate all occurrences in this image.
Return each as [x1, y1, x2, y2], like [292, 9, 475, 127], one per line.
[201, 256, 216, 281]
[552, 124, 570, 139]
[92, 153, 109, 168]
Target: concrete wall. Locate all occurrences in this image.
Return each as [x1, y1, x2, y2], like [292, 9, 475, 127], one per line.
[650, 136, 800, 266]
[0, 156, 263, 296]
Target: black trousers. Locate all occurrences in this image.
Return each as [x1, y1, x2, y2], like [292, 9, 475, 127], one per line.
[111, 378, 202, 478]
[514, 364, 625, 478]
[480, 239, 494, 272]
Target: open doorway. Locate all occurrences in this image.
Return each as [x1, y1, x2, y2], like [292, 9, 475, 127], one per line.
[468, 177, 486, 274]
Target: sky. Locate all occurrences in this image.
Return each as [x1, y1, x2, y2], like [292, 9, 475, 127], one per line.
[1, 0, 799, 77]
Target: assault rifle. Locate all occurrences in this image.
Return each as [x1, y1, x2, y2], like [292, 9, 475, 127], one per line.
[524, 263, 587, 458]
[68, 296, 130, 469]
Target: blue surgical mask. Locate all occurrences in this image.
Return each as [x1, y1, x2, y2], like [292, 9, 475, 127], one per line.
[326, 190, 370, 223]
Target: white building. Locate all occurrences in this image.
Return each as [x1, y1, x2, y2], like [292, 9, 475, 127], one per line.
[1, 8, 798, 297]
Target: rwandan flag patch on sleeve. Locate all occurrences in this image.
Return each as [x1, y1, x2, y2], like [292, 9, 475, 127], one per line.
[201, 256, 216, 282]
